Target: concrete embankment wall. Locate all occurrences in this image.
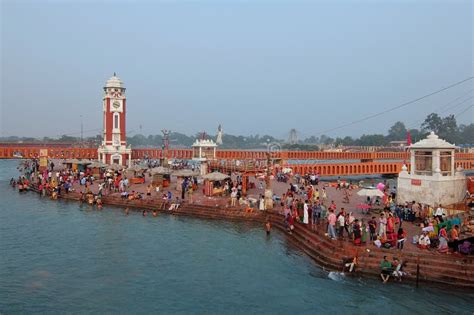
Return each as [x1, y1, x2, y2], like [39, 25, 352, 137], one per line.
[47, 191, 474, 289]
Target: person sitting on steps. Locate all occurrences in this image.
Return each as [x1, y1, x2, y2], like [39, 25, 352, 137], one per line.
[380, 255, 392, 283]
[169, 197, 181, 211]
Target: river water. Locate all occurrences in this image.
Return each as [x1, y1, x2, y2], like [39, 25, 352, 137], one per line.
[0, 160, 472, 314]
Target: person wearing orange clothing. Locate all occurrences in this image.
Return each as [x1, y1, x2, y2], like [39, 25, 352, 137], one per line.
[450, 225, 460, 252]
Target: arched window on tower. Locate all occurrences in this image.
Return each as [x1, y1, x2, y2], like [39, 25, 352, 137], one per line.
[114, 113, 120, 129]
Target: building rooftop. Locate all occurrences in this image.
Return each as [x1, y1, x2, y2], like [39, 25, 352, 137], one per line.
[105, 73, 124, 88]
[192, 139, 217, 147]
[409, 132, 457, 149]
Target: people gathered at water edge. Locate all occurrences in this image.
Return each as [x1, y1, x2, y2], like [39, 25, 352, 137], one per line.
[13, 158, 474, 284]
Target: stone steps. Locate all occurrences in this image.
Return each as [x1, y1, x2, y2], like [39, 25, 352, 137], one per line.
[267, 214, 474, 287]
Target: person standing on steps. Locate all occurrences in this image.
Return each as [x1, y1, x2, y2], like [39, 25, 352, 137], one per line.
[368, 216, 377, 241]
[187, 185, 193, 204]
[230, 188, 237, 207]
[379, 212, 387, 239]
[397, 227, 406, 250]
[321, 187, 327, 205]
[312, 202, 321, 228]
[327, 209, 337, 240]
[337, 209, 346, 239]
[259, 195, 265, 211]
[303, 201, 309, 225]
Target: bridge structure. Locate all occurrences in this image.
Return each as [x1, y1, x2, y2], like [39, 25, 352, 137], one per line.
[1, 144, 473, 177]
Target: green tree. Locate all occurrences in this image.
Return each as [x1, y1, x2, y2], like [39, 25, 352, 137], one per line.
[421, 113, 443, 134]
[458, 124, 474, 145]
[335, 136, 355, 146]
[439, 115, 458, 143]
[127, 134, 147, 146]
[59, 135, 78, 142]
[420, 113, 460, 143]
[387, 121, 408, 141]
[408, 128, 422, 143]
[303, 136, 319, 144]
[319, 134, 334, 145]
[356, 134, 387, 146]
[282, 143, 319, 151]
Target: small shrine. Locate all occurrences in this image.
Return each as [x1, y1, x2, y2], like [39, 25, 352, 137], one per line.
[397, 132, 466, 206]
[192, 138, 217, 175]
[192, 139, 217, 161]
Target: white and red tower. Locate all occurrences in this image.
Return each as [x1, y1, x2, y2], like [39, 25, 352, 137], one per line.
[97, 73, 132, 166]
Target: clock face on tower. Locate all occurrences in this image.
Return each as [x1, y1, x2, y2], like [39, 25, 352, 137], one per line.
[110, 99, 122, 112]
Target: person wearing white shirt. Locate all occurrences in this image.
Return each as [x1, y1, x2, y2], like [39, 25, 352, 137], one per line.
[435, 204, 446, 221]
[303, 202, 309, 224]
[418, 232, 431, 249]
[338, 213, 345, 238]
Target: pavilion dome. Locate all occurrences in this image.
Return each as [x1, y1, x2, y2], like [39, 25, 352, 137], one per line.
[105, 73, 124, 88]
[409, 132, 457, 149]
[192, 139, 217, 147]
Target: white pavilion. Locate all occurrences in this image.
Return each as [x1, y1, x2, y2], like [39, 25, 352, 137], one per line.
[397, 132, 466, 206]
[192, 139, 218, 175]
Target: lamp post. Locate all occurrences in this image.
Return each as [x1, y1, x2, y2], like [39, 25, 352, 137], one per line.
[80, 115, 83, 146]
[161, 129, 170, 167]
[265, 139, 274, 210]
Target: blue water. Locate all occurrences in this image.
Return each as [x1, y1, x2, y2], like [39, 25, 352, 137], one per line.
[0, 160, 472, 314]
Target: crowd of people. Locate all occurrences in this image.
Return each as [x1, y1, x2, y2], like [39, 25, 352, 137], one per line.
[14, 159, 202, 213]
[271, 172, 473, 257]
[14, 159, 473, 258]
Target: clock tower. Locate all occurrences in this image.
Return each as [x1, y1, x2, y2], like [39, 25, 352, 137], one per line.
[97, 73, 132, 166]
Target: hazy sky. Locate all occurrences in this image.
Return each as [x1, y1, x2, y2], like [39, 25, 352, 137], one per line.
[1, 0, 473, 139]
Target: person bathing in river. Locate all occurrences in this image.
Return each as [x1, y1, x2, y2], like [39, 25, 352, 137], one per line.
[265, 219, 271, 235]
[343, 256, 357, 273]
[96, 199, 103, 210]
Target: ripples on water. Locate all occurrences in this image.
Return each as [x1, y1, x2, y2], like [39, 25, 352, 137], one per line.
[0, 160, 472, 314]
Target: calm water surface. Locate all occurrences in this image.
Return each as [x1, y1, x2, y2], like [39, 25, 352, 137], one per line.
[0, 160, 472, 314]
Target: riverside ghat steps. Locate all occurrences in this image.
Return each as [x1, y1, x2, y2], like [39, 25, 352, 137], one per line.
[35, 189, 474, 289]
[270, 216, 474, 287]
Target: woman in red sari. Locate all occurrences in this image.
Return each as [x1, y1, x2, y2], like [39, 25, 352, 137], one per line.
[387, 212, 395, 234]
